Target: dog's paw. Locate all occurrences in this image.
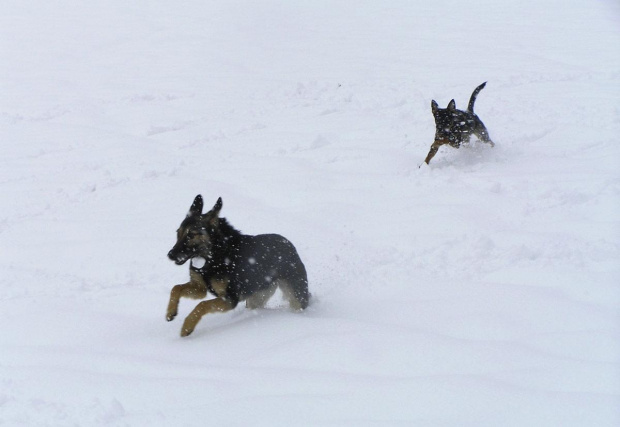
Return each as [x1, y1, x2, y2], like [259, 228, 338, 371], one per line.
[180, 318, 196, 336]
[166, 311, 177, 321]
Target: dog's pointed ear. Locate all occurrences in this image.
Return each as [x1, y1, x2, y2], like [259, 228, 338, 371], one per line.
[187, 194, 203, 217]
[205, 197, 223, 226]
[212, 197, 223, 216]
[447, 99, 456, 111]
[431, 100, 438, 114]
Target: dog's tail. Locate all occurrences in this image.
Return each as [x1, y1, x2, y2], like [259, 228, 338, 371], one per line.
[467, 82, 487, 113]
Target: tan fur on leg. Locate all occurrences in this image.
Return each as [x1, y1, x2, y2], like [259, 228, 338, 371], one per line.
[424, 139, 448, 165]
[166, 271, 207, 321]
[245, 283, 277, 309]
[278, 280, 304, 311]
[181, 298, 234, 337]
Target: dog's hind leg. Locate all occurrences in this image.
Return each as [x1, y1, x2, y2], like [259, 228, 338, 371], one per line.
[181, 298, 235, 337]
[278, 279, 310, 311]
[477, 130, 494, 147]
[245, 282, 278, 309]
[474, 120, 494, 147]
[166, 270, 207, 321]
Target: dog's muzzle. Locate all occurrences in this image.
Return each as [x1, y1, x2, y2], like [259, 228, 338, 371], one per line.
[168, 249, 189, 265]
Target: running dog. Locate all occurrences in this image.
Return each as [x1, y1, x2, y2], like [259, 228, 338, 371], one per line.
[423, 82, 495, 165]
[166, 195, 310, 337]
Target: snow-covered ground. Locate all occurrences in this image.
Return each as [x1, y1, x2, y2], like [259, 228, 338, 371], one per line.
[1, 1, 619, 425]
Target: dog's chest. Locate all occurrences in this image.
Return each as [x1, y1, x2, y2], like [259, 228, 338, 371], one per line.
[208, 277, 229, 298]
[190, 261, 231, 299]
[446, 117, 476, 147]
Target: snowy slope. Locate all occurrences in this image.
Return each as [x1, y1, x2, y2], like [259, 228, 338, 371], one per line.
[1, 0, 619, 425]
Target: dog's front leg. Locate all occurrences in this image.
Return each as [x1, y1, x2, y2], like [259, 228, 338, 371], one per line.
[166, 271, 208, 321]
[423, 139, 447, 165]
[181, 298, 234, 337]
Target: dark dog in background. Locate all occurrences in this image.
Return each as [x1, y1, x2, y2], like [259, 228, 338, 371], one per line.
[423, 82, 494, 165]
[166, 195, 309, 337]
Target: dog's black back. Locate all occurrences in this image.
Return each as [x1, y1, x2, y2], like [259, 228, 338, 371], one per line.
[192, 217, 309, 309]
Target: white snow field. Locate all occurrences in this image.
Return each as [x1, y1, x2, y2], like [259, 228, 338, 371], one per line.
[1, 0, 619, 425]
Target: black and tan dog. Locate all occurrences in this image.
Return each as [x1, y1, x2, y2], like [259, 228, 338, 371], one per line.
[423, 82, 495, 165]
[166, 195, 309, 337]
